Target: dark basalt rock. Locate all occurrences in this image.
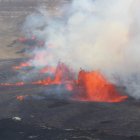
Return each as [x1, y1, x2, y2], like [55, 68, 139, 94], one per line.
[0, 118, 138, 140]
[0, 59, 140, 140]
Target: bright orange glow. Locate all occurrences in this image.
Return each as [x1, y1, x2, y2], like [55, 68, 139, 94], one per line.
[75, 70, 128, 102]
[65, 82, 74, 91]
[13, 62, 30, 70]
[1, 62, 128, 103]
[0, 82, 25, 86]
[16, 95, 25, 101]
[33, 63, 74, 85]
[40, 66, 56, 74]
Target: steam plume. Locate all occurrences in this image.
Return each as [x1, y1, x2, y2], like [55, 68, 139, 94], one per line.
[23, 0, 140, 99]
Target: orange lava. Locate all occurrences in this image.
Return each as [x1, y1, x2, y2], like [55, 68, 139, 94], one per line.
[75, 70, 128, 102]
[16, 95, 25, 101]
[0, 82, 25, 87]
[13, 62, 30, 70]
[33, 63, 74, 85]
[1, 62, 128, 103]
[40, 66, 56, 74]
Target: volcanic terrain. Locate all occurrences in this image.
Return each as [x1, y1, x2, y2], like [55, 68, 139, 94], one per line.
[0, 0, 140, 140]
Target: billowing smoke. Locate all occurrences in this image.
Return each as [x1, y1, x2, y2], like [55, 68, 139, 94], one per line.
[22, 0, 140, 99]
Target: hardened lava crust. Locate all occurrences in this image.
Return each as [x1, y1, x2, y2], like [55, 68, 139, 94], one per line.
[0, 59, 139, 140]
[0, 1, 140, 139]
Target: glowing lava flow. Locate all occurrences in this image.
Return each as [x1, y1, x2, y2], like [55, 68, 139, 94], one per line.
[0, 82, 25, 86]
[75, 70, 128, 102]
[13, 62, 30, 70]
[16, 95, 26, 101]
[40, 66, 56, 74]
[32, 63, 75, 86]
[1, 62, 128, 103]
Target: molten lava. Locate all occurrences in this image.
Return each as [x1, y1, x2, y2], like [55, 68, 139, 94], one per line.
[0, 82, 25, 86]
[33, 63, 75, 86]
[40, 66, 56, 74]
[1, 61, 128, 103]
[16, 95, 25, 101]
[13, 62, 30, 70]
[17, 36, 45, 47]
[75, 70, 128, 102]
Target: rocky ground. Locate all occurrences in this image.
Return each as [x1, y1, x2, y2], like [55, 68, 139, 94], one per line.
[0, 59, 139, 140]
[0, 1, 140, 140]
[1, 118, 139, 140]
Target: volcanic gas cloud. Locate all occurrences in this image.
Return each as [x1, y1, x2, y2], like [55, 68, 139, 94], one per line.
[4, 0, 140, 102]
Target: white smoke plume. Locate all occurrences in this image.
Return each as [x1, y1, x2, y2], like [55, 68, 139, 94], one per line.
[23, 0, 140, 99]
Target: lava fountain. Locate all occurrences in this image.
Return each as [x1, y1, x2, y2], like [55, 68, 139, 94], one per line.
[75, 70, 128, 102]
[1, 0, 135, 103]
[0, 61, 128, 103]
